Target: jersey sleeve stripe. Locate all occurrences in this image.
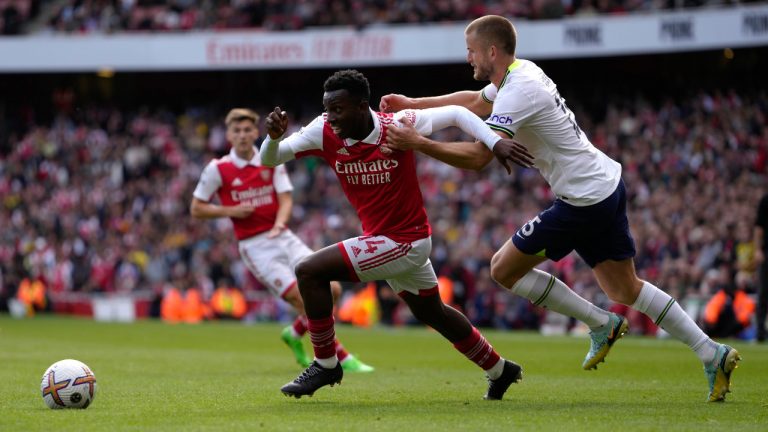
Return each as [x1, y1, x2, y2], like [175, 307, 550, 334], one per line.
[487, 124, 515, 138]
[481, 91, 493, 104]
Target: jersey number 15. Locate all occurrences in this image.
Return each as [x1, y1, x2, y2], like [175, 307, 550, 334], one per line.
[554, 91, 583, 139]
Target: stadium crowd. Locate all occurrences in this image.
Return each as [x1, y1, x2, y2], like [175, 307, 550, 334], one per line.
[1, 0, 759, 35]
[0, 88, 765, 333]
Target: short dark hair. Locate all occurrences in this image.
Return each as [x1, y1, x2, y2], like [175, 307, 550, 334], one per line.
[323, 69, 371, 102]
[465, 15, 516, 56]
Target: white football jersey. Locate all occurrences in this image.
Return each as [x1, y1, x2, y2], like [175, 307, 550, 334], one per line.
[482, 59, 621, 206]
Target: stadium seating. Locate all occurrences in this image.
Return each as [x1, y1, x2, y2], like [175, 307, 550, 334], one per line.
[1, 0, 757, 35]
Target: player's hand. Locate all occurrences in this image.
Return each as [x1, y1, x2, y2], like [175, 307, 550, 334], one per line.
[379, 94, 413, 113]
[492, 139, 535, 173]
[266, 222, 286, 238]
[229, 203, 255, 218]
[383, 117, 424, 153]
[265, 107, 288, 139]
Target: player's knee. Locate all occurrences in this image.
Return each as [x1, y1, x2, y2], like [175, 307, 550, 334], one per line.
[603, 284, 639, 305]
[490, 250, 503, 270]
[601, 276, 643, 305]
[295, 256, 321, 282]
[489, 259, 521, 290]
[604, 290, 632, 306]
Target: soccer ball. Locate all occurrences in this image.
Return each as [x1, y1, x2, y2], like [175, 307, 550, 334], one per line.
[40, 359, 97, 409]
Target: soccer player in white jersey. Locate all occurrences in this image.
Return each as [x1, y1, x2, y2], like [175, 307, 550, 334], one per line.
[379, 15, 740, 402]
[190, 108, 373, 373]
[261, 70, 533, 399]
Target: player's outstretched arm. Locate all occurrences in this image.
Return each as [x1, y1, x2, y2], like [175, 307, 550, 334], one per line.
[383, 105, 533, 171]
[384, 116, 492, 171]
[261, 107, 297, 167]
[380, 90, 491, 117]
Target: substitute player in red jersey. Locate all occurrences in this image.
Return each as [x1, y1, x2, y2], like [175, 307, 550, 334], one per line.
[261, 70, 533, 399]
[190, 108, 373, 373]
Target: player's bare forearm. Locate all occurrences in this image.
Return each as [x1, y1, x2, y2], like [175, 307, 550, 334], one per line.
[429, 91, 492, 117]
[380, 91, 491, 117]
[418, 139, 494, 171]
[190, 199, 226, 219]
[274, 192, 293, 228]
[190, 198, 253, 219]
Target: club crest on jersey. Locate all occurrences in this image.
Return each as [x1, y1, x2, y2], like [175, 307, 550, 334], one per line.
[351, 246, 362, 257]
[232, 177, 243, 186]
[274, 279, 282, 288]
[261, 170, 271, 181]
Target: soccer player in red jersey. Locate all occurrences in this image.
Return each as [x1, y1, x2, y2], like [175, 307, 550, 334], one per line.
[191, 108, 373, 373]
[261, 70, 533, 399]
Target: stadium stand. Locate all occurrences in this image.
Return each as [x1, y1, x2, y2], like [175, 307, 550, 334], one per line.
[0, 0, 36, 34]
[0, 0, 760, 34]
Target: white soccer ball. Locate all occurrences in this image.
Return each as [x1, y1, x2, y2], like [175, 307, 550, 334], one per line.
[40, 359, 97, 409]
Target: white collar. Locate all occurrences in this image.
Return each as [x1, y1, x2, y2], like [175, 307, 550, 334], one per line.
[343, 108, 381, 147]
[228, 147, 261, 168]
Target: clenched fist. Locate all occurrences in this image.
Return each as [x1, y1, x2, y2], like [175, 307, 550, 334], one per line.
[265, 107, 289, 139]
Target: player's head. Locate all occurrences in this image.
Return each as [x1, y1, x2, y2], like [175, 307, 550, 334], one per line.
[225, 108, 260, 157]
[322, 69, 372, 140]
[464, 15, 517, 81]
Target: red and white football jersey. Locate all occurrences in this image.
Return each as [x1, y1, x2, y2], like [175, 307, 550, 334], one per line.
[193, 148, 293, 240]
[283, 109, 432, 243]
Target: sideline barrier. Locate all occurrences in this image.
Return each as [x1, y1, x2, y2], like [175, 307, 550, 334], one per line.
[18, 291, 277, 323]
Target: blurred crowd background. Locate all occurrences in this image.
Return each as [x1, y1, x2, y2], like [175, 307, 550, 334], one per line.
[2, 81, 765, 333]
[1, 0, 766, 339]
[2, 0, 763, 35]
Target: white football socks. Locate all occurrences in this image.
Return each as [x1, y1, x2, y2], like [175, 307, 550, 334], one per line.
[315, 356, 339, 369]
[486, 358, 505, 380]
[511, 269, 611, 329]
[631, 281, 718, 364]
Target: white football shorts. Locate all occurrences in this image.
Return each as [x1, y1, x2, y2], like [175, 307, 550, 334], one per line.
[238, 229, 313, 298]
[338, 235, 438, 295]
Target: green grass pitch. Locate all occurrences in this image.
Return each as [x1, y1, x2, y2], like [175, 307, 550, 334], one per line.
[1, 315, 767, 431]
